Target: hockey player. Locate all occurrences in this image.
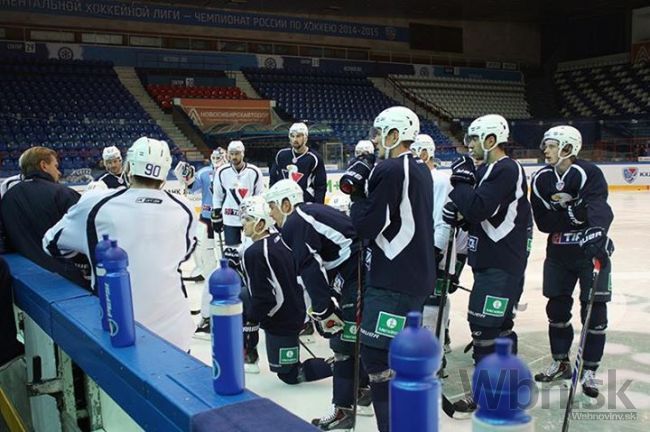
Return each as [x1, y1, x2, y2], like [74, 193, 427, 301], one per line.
[96, 146, 128, 189]
[349, 107, 436, 432]
[530, 125, 614, 398]
[43, 137, 197, 351]
[175, 148, 227, 334]
[354, 140, 375, 157]
[264, 179, 372, 431]
[211, 140, 264, 271]
[269, 122, 327, 203]
[410, 134, 466, 360]
[443, 114, 530, 412]
[238, 195, 333, 383]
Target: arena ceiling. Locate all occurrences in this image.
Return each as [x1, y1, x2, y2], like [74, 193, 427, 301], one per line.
[137, 0, 650, 22]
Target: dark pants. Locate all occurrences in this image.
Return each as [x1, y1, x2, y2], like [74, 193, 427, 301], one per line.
[0, 257, 23, 365]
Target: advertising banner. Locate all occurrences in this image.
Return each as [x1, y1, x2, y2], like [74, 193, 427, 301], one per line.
[177, 98, 272, 129]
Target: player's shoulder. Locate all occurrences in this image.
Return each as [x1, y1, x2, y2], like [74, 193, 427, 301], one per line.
[95, 172, 110, 181]
[197, 165, 212, 176]
[276, 147, 292, 160]
[573, 159, 601, 175]
[244, 163, 262, 174]
[215, 164, 230, 176]
[307, 147, 323, 159]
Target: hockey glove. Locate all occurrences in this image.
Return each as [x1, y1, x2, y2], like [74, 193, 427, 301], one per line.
[579, 226, 615, 265]
[308, 304, 344, 338]
[567, 198, 588, 227]
[173, 161, 196, 186]
[442, 202, 465, 228]
[340, 153, 375, 198]
[211, 208, 224, 233]
[450, 155, 476, 187]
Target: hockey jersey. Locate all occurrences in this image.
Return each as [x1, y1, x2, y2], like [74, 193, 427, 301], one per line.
[281, 202, 358, 314]
[351, 152, 436, 297]
[0, 174, 21, 198]
[43, 188, 198, 351]
[530, 159, 613, 260]
[270, 147, 327, 203]
[242, 232, 305, 335]
[95, 171, 129, 189]
[212, 163, 264, 227]
[449, 156, 531, 276]
[190, 165, 215, 220]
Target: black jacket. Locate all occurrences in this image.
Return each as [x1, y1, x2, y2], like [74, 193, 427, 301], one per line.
[0, 172, 90, 288]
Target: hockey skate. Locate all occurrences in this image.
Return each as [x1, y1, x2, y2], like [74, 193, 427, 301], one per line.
[311, 406, 354, 431]
[534, 359, 572, 383]
[452, 394, 477, 415]
[356, 386, 374, 416]
[193, 317, 211, 339]
[244, 349, 260, 374]
[581, 369, 599, 398]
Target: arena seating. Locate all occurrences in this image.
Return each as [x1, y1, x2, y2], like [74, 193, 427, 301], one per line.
[390, 74, 531, 120]
[0, 59, 183, 176]
[242, 68, 455, 156]
[145, 84, 248, 111]
[554, 61, 650, 117]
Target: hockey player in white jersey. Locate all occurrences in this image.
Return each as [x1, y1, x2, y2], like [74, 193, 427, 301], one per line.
[43, 137, 198, 351]
[175, 148, 227, 334]
[211, 141, 264, 270]
[95, 146, 129, 189]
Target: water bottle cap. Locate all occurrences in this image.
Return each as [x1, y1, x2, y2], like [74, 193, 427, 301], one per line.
[496, 338, 513, 356]
[111, 240, 118, 247]
[220, 259, 228, 269]
[406, 311, 422, 328]
[102, 234, 109, 241]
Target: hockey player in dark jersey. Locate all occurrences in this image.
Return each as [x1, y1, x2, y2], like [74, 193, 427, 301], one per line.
[238, 195, 333, 384]
[264, 179, 372, 431]
[530, 125, 614, 398]
[95, 146, 129, 189]
[443, 114, 531, 412]
[269, 122, 327, 203]
[350, 106, 436, 432]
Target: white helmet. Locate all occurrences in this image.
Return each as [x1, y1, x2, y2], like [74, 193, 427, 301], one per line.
[210, 148, 226, 167]
[289, 122, 309, 139]
[265, 179, 304, 207]
[328, 193, 351, 214]
[102, 146, 122, 161]
[227, 140, 245, 153]
[540, 125, 582, 163]
[373, 106, 420, 157]
[464, 114, 509, 152]
[240, 195, 274, 229]
[126, 136, 172, 181]
[410, 134, 436, 161]
[354, 140, 375, 157]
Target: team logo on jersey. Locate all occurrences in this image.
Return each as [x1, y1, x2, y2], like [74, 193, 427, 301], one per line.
[555, 180, 565, 191]
[468, 236, 478, 252]
[228, 187, 249, 205]
[282, 169, 304, 182]
[550, 192, 574, 208]
[623, 167, 638, 184]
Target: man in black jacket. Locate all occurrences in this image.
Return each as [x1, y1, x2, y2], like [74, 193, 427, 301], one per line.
[1, 146, 89, 289]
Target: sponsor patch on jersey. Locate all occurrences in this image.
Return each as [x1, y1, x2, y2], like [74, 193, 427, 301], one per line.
[341, 321, 358, 342]
[550, 231, 583, 245]
[375, 311, 406, 338]
[224, 208, 240, 216]
[468, 235, 478, 252]
[279, 347, 299, 365]
[482, 295, 509, 317]
[135, 197, 163, 204]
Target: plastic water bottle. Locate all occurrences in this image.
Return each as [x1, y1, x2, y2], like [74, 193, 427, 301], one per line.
[472, 338, 534, 432]
[103, 240, 135, 348]
[389, 311, 441, 432]
[209, 258, 244, 395]
[95, 234, 112, 331]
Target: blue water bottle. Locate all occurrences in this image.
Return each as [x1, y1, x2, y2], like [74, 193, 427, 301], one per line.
[95, 234, 112, 331]
[209, 259, 244, 395]
[390, 311, 441, 432]
[103, 240, 136, 348]
[472, 338, 534, 431]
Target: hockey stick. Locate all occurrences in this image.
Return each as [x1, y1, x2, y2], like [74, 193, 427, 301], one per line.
[299, 338, 317, 359]
[216, 229, 225, 257]
[561, 258, 602, 432]
[436, 226, 457, 418]
[351, 244, 363, 430]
